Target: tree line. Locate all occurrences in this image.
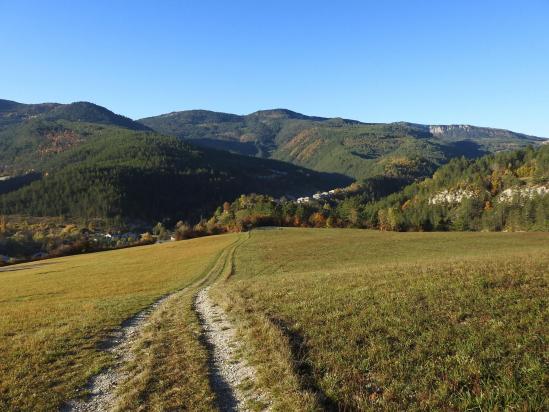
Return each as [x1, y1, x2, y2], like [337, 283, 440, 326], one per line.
[201, 145, 548, 233]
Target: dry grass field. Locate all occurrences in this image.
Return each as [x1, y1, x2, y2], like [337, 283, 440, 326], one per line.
[215, 229, 549, 411]
[0, 234, 238, 411]
[2, 228, 547, 411]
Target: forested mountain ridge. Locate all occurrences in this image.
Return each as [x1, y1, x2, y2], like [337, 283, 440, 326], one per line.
[139, 109, 546, 181]
[0, 128, 349, 222]
[0, 99, 148, 130]
[364, 143, 549, 231]
[0, 100, 150, 175]
[1, 98, 546, 225]
[2, 99, 544, 182]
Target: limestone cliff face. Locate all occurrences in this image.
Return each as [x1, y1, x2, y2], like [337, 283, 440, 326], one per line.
[498, 186, 549, 202]
[429, 125, 472, 136]
[428, 185, 549, 205]
[428, 124, 540, 141]
[428, 189, 477, 205]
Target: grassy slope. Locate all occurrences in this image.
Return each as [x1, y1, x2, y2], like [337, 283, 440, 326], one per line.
[0, 234, 238, 411]
[219, 228, 549, 411]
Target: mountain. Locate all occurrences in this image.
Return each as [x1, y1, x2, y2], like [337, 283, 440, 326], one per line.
[40, 102, 151, 131]
[0, 99, 148, 130]
[0, 100, 349, 222]
[0, 100, 150, 175]
[2, 99, 545, 224]
[0, 99, 60, 127]
[363, 144, 549, 231]
[139, 110, 546, 181]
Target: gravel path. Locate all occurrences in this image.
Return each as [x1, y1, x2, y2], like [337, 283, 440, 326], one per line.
[195, 286, 269, 412]
[62, 292, 179, 412]
[63, 236, 260, 412]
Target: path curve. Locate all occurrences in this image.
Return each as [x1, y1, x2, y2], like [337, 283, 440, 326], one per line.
[62, 237, 239, 412]
[63, 234, 261, 412]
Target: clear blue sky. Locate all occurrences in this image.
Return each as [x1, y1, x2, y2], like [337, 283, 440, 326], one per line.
[1, 0, 548, 136]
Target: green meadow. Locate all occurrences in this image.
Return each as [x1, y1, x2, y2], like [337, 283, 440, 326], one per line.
[216, 229, 549, 411]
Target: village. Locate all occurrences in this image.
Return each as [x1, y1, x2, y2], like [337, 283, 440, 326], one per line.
[0, 218, 160, 266]
[295, 188, 342, 204]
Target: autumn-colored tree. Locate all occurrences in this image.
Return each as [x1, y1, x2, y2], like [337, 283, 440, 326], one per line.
[152, 222, 169, 240]
[386, 208, 402, 231]
[489, 170, 503, 195]
[193, 220, 208, 235]
[377, 209, 389, 231]
[61, 224, 78, 237]
[309, 212, 327, 228]
[174, 221, 192, 240]
[206, 217, 219, 234]
[140, 232, 153, 242]
[516, 163, 533, 178]
[326, 216, 337, 228]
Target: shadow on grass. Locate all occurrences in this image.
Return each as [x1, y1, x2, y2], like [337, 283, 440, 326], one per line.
[268, 316, 341, 411]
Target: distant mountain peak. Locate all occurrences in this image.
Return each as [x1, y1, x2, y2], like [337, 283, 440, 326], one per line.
[248, 108, 307, 119]
[247, 108, 327, 121]
[141, 109, 242, 124]
[42, 101, 150, 131]
[0, 99, 23, 112]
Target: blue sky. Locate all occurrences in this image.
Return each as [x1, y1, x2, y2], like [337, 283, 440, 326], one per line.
[1, 0, 548, 136]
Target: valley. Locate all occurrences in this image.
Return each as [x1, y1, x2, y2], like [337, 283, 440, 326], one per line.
[4, 3, 548, 411]
[3, 2, 549, 410]
[0, 100, 547, 412]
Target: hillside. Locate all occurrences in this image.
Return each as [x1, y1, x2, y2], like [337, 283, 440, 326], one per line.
[0, 100, 348, 222]
[0, 99, 148, 130]
[2, 99, 545, 225]
[0, 234, 238, 411]
[202, 145, 548, 233]
[0, 100, 149, 175]
[139, 109, 546, 181]
[0, 129, 348, 222]
[363, 144, 549, 231]
[0, 99, 60, 127]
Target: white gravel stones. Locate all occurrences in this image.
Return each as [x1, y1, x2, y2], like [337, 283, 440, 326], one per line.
[63, 293, 176, 412]
[195, 286, 269, 412]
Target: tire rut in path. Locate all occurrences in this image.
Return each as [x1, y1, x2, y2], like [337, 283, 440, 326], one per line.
[62, 239, 239, 412]
[195, 286, 269, 412]
[62, 291, 182, 412]
[62, 236, 255, 412]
